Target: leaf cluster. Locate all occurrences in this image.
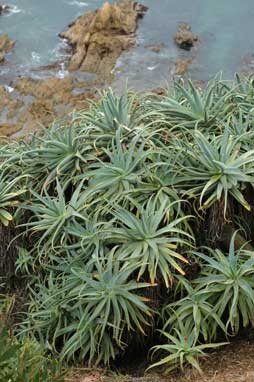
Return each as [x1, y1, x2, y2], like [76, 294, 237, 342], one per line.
[1, 76, 254, 373]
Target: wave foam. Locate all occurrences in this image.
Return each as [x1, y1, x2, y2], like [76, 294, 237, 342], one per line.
[5, 5, 23, 16]
[31, 52, 41, 64]
[68, 1, 89, 7]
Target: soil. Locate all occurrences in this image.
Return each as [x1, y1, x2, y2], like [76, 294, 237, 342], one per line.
[66, 339, 254, 382]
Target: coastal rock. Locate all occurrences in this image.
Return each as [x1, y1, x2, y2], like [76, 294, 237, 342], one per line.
[145, 42, 166, 53]
[0, 1, 147, 139]
[0, 85, 23, 139]
[174, 23, 198, 50]
[0, 85, 23, 115]
[0, 123, 22, 139]
[174, 58, 192, 75]
[15, 77, 74, 103]
[59, 0, 148, 75]
[151, 87, 166, 96]
[0, 4, 11, 15]
[15, 76, 98, 108]
[0, 84, 11, 108]
[0, 70, 100, 140]
[0, 34, 15, 63]
[0, 76, 98, 139]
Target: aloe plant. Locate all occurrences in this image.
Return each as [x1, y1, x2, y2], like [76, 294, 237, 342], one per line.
[2, 77, 254, 372]
[84, 131, 151, 212]
[0, 170, 26, 226]
[66, 216, 107, 259]
[233, 74, 254, 113]
[193, 232, 254, 333]
[148, 328, 227, 374]
[176, 129, 254, 216]
[163, 281, 227, 342]
[1, 125, 92, 192]
[67, 254, 153, 343]
[150, 79, 232, 129]
[22, 253, 153, 364]
[32, 125, 92, 189]
[110, 199, 194, 287]
[74, 88, 144, 148]
[21, 180, 85, 255]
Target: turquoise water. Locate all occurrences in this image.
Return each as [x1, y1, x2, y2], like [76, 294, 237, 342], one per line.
[1, 1, 254, 88]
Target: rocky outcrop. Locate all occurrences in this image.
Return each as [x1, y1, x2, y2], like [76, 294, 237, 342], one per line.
[174, 58, 192, 75]
[0, 34, 15, 63]
[151, 87, 166, 96]
[0, 77, 98, 140]
[145, 42, 166, 53]
[174, 23, 198, 50]
[0, 4, 11, 15]
[0, 0, 148, 139]
[59, 0, 148, 75]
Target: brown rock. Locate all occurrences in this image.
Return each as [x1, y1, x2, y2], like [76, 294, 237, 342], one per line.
[145, 43, 166, 53]
[174, 23, 198, 50]
[15, 77, 73, 103]
[0, 35, 15, 52]
[0, 85, 10, 110]
[0, 85, 23, 114]
[0, 34, 15, 63]
[151, 87, 166, 96]
[0, 123, 22, 138]
[174, 58, 192, 75]
[0, 73, 99, 140]
[0, 85, 24, 138]
[11, 76, 97, 136]
[59, 0, 148, 75]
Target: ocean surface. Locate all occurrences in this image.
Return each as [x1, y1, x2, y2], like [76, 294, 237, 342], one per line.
[1, 0, 254, 89]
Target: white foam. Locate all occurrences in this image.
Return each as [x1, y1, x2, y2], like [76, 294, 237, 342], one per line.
[147, 64, 159, 71]
[68, 1, 89, 7]
[0, 67, 10, 74]
[31, 52, 41, 64]
[137, 34, 145, 44]
[56, 63, 69, 79]
[4, 85, 14, 93]
[5, 5, 23, 16]
[52, 40, 71, 61]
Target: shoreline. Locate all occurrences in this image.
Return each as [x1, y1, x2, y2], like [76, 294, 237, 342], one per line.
[0, 0, 148, 139]
[0, 1, 254, 140]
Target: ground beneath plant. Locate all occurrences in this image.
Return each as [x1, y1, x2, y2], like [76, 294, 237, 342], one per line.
[66, 338, 254, 382]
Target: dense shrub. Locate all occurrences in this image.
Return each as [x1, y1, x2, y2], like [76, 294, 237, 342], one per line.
[1, 75, 254, 373]
[0, 294, 64, 382]
[0, 326, 64, 382]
